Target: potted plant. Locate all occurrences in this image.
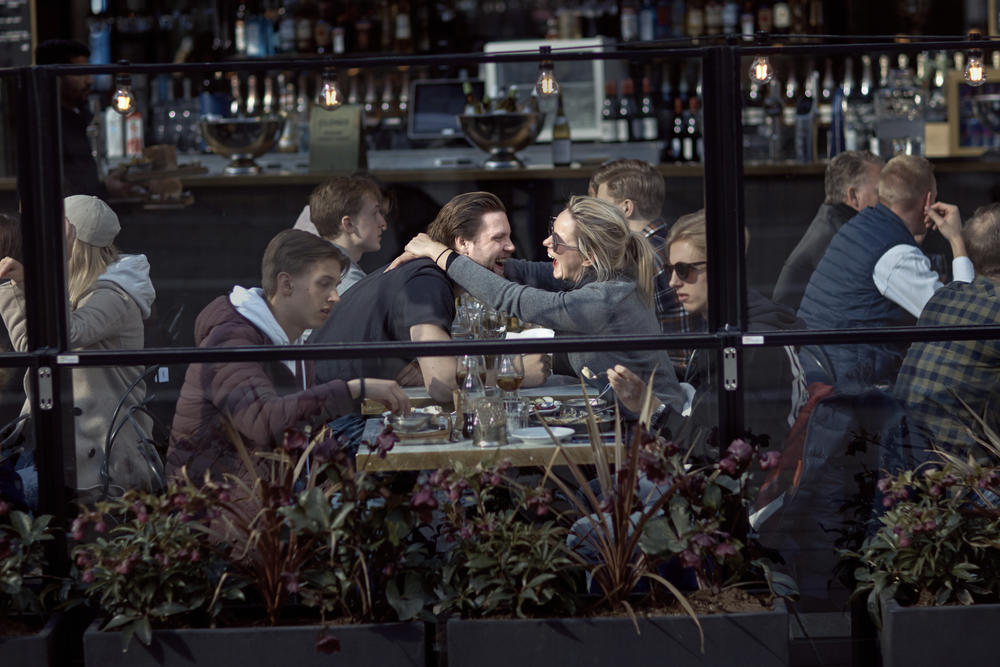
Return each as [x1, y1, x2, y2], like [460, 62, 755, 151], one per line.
[439, 389, 795, 667]
[71, 425, 427, 667]
[850, 428, 1000, 667]
[0, 495, 59, 665]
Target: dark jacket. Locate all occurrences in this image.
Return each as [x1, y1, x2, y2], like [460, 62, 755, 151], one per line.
[797, 204, 918, 389]
[661, 289, 806, 461]
[772, 202, 858, 310]
[167, 295, 356, 484]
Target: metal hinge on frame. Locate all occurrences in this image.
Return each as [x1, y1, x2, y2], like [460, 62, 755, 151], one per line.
[37, 366, 53, 410]
[723, 347, 738, 391]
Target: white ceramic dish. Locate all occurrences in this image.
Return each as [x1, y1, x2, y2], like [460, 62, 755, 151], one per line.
[510, 426, 574, 444]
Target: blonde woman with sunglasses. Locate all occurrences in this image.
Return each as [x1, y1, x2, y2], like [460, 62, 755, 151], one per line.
[393, 195, 687, 414]
[608, 209, 807, 462]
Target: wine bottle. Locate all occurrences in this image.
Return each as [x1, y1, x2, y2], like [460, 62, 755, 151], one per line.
[704, 1, 723, 36]
[551, 91, 572, 166]
[722, 0, 740, 34]
[601, 80, 618, 143]
[684, 95, 702, 162]
[639, 77, 658, 140]
[618, 78, 636, 142]
[462, 80, 483, 115]
[671, 97, 685, 161]
[773, 1, 791, 34]
[686, 0, 705, 37]
[740, 1, 755, 40]
[756, 2, 773, 33]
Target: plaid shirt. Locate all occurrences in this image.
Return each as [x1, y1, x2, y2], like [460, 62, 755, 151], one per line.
[893, 277, 1000, 458]
[643, 219, 701, 373]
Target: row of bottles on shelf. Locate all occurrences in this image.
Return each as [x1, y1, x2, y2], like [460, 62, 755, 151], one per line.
[742, 50, 998, 163]
[88, 0, 830, 66]
[618, 0, 825, 41]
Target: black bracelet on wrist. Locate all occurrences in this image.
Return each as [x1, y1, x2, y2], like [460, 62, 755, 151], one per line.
[434, 248, 450, 265]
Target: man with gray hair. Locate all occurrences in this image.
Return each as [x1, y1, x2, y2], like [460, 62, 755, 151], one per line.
[798, 154, 973, 389]
[773, 150, 884, 309]
[893, 203, 1000, 460]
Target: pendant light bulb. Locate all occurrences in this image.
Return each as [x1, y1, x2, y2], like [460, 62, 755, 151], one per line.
[965, 50, 987, 87]
[316, 68, 344, 110]
[748, 55, 774, 85]
[535, 46, 559, 98]
[112, 72, 136, 115]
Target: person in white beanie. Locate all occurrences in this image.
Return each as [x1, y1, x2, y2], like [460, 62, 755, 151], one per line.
[0, 195, 159, 505]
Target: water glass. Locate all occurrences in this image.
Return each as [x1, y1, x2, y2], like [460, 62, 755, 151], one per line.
[473, 394, 507, 447]
[504, 398, 529, 434]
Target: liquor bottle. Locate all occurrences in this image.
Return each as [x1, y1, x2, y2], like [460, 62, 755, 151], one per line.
[722, 0, 740, 34]
[790, 0, 807, 34]
[773, 0, 791, 34]
[314, 1, 333, 53]
[639, 77, 658, 140]
[601, 80, 618, 142]
[670, 0, 686, 37]
[684, 95, 702, 162]
[363, 71, 380, 130]
[926, 51, 948, 123]
[764, 78, 785, 160]
[808, 0, 823, 31]
[296, 1, 315, 52]
[618, 78, 636, 142]
[497, 86, 519, 113]
[277, 75, 299, 152]
[246, 74, 260, 115]
[671, 97, 685, 161]
[234, 2, 248, 55]
[756, 2, 773, 33]
[794, 70, 816, 163]
[396, 0, 413, 52]
[705, 1, 723, 35]
[686, 0, 705, 37]
[657, 70, 675, 146]
[620, 0, 639, 41]
[817, 60, 835, 158]
[551, 91, 572, 166]
[638, 0, 656, 41]
[841, 56, 855, 99]
[278, 2, 297, 53]
[783, 65, 799, 128]
[740, 1, 755, 40]
[462, 80, 483, 115]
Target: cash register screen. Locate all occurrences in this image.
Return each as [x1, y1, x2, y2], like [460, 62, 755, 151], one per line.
[408, 79, 485, 140]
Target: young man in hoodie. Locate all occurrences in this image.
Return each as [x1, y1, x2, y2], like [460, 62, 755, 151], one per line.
[166, 229, 409, 485]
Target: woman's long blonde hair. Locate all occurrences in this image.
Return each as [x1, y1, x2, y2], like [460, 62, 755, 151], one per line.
[67, 239, 119, 308]
[565, 195, 658, 308]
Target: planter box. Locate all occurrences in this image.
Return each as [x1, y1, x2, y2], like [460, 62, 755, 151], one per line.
[83, 618, 425, 667]
[0, 615, 59, 667]
[881, 598, 1000, 667]
[447, 599, 788, 667]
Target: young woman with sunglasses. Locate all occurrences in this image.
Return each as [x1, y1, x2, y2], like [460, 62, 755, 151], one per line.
[608, 209, 807, 462]
[394, 195, 687, 414]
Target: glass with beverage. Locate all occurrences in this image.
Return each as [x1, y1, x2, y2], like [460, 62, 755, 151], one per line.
[496, 353, 525, 397]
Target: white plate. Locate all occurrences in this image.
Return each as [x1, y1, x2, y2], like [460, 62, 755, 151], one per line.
[511, 426, 574, 444]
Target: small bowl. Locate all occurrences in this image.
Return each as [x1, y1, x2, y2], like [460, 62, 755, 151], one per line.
[384, 412, 431, 433]
[561, 398, 608, 420]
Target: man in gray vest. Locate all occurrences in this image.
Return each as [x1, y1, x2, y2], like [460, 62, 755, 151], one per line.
[797, 155, 972, 390]
[773, 150, 883, 310]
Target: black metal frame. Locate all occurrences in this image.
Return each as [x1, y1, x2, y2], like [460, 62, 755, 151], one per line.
[10, 36, 998, 571]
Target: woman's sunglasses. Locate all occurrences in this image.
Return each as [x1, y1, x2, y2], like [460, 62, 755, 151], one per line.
[666, 261, 707, 282]
[548, 217, 579, 253]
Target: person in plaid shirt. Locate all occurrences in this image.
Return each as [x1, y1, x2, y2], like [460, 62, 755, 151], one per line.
[589, 160, 698, 376]
[893, 203, 1000, 461]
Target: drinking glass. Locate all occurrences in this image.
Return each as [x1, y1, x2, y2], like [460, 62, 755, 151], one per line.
[473, 393, 507, 447]
[496, 353, 525, 397]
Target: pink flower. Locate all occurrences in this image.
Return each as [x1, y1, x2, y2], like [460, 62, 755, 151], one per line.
[411, 486, 438, 523]
[691, 533, 715, 549]
[726, 439, 753, 462]
[282, 427, 308, 453]
[679, 550, 701, 569]
[115, 560, 132, 575]
[713, 542, 738, 559]
[718, 457, 738, 476]
[82, 569, 95, 583]
[759, 450, 781, 471]
[372, 427, 399, 459]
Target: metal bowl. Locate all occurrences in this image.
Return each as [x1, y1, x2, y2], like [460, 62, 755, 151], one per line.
[458, 112, 544, 168]
[200, 115, 285, 175]
[385, 412, 431, 433]
[561, 397, 608, 420]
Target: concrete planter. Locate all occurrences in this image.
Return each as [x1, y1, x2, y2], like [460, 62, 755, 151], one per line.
[83, 618, 425, 667]
[0, 614, 60, 667]
[446, 599, 788, 667]
[881, 598, 1000, 667]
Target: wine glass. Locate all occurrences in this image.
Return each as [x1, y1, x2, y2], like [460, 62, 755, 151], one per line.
[496, 353, 525, 398]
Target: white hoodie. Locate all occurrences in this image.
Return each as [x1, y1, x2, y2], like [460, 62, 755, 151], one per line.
[229, 285, 305, 380]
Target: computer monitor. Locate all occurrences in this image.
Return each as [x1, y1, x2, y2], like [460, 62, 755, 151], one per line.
[407, 78, 485, 141]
